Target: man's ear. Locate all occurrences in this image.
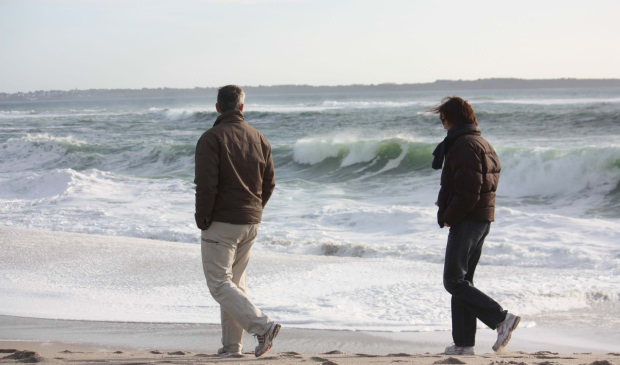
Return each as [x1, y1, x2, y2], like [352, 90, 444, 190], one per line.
[215, 103, 221, 114]
[239, 104, 244, 112]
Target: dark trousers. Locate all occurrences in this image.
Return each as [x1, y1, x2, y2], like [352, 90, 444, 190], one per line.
[443, 219, 507, 347]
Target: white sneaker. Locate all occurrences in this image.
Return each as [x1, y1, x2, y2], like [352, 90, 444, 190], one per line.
[445, 344, 475, 355]
[493, 312, 520, 352]
[217, 347, 243, 358]
[254, 322, 281, 357]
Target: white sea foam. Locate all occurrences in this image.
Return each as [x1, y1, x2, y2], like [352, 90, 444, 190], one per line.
[320, 100, 433, 108]
[0, 168, 196, 242]
[292, 135, 396, 166]
[481, 97, 620, 105]
[0, 226, 616, 330]
[0, 110, 38, 118]
[497, 146, 620, 202]
[9, 133, 87, 146]
[0, 109, 123, 119]
[261, 184, 620, 270]
[289, 136, 619, 207]
[0, 132, 196, 176]
[292, 135, 419, 167]
[0, 169, 76, 200]
[0, 134, 88, 172]
[149, 106, 212, 120]
[246, 100, 431, 113]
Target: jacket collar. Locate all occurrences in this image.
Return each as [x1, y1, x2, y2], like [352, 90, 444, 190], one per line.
[213, 110, 244, 127]
[447, 124, 480, 139]
[431, 124, 481, 170]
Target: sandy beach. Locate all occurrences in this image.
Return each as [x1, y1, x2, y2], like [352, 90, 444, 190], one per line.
[2, 313, 619, 364]
[1, 339, 619, 364]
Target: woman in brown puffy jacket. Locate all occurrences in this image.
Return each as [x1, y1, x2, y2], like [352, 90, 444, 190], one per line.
[431, 97, 520, 355]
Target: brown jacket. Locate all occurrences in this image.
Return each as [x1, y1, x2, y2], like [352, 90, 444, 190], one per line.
[194, 110, 275, 230]
[437, 126, 501, 227]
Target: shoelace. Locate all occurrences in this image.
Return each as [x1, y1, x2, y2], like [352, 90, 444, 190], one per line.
[254, 333, 266, 344]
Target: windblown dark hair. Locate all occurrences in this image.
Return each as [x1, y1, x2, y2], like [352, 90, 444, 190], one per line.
[217, 85, 245, 112]
[429, 96, 478, 126]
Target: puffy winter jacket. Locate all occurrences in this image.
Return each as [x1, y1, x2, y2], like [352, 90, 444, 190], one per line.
[436, 126, 501, 227]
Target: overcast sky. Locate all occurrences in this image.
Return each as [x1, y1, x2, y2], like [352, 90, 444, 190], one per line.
[1, 0, 619, 93]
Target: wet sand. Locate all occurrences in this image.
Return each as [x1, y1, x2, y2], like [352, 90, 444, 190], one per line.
[1, 340, 619, 365]
[1, 314, 619, 364]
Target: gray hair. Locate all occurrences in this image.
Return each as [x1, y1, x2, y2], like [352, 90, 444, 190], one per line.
[217, 85, 245, 112]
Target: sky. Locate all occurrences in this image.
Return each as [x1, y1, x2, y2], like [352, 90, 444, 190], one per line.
[1, 0, 619, 93]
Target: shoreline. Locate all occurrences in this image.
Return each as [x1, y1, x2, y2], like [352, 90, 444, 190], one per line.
[1, 341, 618, 365]
[1, 314, 618, 355]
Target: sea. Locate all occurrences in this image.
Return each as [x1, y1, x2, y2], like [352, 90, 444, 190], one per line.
[1, 87, 619, 332]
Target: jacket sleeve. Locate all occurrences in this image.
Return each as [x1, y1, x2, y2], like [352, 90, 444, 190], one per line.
[261, 145, 276, 207]
[436, 186, 448, 227]
[441, 145, 483, 226]
[194, 133, 219, 230]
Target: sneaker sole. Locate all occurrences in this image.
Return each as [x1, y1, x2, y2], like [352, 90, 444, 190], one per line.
[255, 323, 281, 357]
[492, 315, 521, 352]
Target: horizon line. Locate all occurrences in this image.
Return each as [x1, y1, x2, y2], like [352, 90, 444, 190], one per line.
[2, 77, 620, 96]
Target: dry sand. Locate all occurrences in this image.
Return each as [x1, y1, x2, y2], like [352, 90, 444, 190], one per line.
[1, 340, 619, 365]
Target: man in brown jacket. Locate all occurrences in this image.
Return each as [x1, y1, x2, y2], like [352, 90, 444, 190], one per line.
[195, 85, 279, 358]
[431, 97, 519, 355]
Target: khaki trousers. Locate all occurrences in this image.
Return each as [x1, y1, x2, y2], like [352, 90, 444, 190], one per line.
[201, 221, 272, 353]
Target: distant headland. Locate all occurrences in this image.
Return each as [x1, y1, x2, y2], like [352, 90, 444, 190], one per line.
[2, 78, 620, 102]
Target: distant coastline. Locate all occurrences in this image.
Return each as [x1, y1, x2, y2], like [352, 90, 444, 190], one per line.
[2, 78, 620, 102]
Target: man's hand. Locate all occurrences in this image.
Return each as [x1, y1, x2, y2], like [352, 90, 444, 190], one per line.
[195, 215, 211, 231]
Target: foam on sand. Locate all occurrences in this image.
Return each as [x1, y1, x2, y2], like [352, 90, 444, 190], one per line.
[1, 226, 618, 334]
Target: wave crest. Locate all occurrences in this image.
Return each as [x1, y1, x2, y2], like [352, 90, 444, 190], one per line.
[0, 133, 195, 176]
[498, 145, 620, 200]
[289, 136, 435, 179]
